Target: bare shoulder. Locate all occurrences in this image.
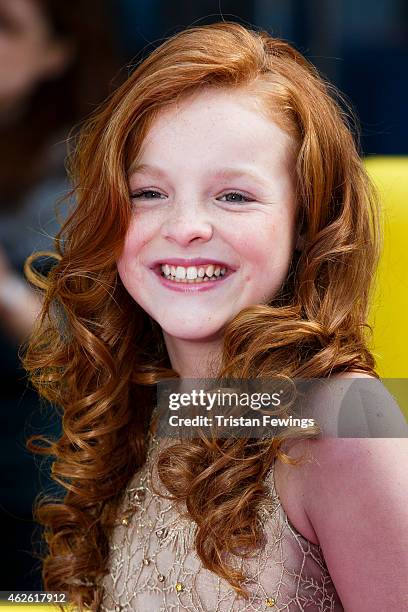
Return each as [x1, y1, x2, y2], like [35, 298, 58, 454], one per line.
[300, 437, 408, 609]
[273, 371, 377, 543]
[273, 372, 408, 610]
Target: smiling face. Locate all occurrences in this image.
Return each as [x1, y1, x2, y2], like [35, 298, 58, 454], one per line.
[117, 87, 298, 344]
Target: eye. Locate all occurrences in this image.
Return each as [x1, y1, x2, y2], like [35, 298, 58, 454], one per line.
[217, 192, 255, 204]
[130, 190, 166, 200]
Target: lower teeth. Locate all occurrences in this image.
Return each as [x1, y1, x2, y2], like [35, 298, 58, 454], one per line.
[162, 274, 221, 283]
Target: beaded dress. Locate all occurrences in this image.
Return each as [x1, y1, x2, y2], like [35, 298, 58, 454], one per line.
[100, 432, 344, 611]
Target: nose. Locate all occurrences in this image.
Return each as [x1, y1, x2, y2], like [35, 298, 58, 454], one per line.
[160, 201, 213, 246]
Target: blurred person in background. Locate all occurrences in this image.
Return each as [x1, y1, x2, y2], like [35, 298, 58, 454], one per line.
[0, 0, 122, 590]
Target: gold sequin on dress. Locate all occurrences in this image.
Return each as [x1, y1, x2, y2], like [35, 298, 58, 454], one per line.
[100, 433, 344, 611]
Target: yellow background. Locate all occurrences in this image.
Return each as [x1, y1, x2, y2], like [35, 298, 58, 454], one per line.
[366, 157, 408, 377]
[365, 158, 408, 417]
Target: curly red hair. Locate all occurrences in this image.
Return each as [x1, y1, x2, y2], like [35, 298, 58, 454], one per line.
[23, 22, 380, 610]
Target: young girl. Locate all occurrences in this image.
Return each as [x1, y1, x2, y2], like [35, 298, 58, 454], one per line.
[23, 22, 408, 611]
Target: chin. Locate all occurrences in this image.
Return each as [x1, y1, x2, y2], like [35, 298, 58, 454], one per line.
[161, 322, 224, 342]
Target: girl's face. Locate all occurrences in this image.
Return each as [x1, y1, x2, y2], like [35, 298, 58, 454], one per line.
[117, 88, 298, 342]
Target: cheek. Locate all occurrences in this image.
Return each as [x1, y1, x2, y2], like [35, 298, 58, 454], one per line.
[116, 246, 137, 286]
[238, 214, 296, 293]
[116, 222, 148, 284]
[236, 215, 295, 266]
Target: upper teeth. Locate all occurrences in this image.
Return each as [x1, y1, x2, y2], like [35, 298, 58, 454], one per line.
[161, 264, 227, 280]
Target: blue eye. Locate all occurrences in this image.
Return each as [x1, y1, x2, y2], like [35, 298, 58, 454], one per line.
[130, 190, 165, 200]
[218, 192, 253, 203]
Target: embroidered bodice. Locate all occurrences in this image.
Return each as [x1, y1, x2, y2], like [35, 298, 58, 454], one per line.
[100, 434, 344, 611]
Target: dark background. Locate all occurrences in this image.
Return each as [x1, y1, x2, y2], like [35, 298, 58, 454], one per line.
[117, 0, 408, 155]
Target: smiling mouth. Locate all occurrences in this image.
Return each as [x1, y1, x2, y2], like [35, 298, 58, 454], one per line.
[157, 263, 230, 283]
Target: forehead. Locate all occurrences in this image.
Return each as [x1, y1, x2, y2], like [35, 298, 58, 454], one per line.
[130, 87, 296, 176]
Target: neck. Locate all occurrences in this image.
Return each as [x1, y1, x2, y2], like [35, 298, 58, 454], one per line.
[163, 332, 223, 378]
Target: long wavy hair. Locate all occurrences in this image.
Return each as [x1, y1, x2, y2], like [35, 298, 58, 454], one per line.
[23, 22, 381, 610]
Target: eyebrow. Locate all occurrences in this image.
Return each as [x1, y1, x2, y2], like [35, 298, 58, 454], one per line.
[128, 163, 272, 189]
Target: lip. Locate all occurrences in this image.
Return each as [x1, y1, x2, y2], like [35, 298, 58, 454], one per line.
[153, 270, 233, 292]
[149, 257, 236, 270]
[149, 258, 236, 293]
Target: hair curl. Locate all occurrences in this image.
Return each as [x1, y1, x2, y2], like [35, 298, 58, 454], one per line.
[22, 22, 381, 610]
